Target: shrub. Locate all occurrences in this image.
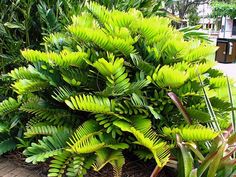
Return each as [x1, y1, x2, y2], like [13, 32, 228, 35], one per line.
[0, 2, 235, 176]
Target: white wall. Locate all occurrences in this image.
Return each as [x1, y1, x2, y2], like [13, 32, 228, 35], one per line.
[198, 3, 212, 17]
[219, 17, 234, 38]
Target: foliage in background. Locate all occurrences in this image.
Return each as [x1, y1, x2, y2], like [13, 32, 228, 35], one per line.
[0, 0, 85, 100]
[168, 0, 209, 28]
[0, 0, 176, 101]
[187, 7, 200, 26]
[211, 1, 236, 19]
[0, 2, 235, 176]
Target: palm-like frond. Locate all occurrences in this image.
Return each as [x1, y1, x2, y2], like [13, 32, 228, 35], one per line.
[0, 97, 21, 115]
[95, 114, 122, 138]
[66, 155, 95, 177]
[21, 49, 88, 67]
[93, 58, 130, 95]
[114, 119, 170, 167]
[148, 65, 189, 88]
[8, 65, 45, 80]
[23, 130, 70, 164]
[48, 151, 72, 177]
[12, 79, 48, 94]
[52, 86, 75, 102]
[210, 76, 233, 88]
[24, 125, 71, 138]
[179, 25, 210, 41]
[130, 54, 155, 75]
[115, 100, 149, 115]
[49, 49, 88, 67]
[127, 80, 151, 94]
[65, 94, 113, 113]
[21, 50, 47, 63]
[138, 16, 171, 43]
[49, 151, 95, 177]
[183, 43, 217, 62]
[187, 62, 214, 80]
[20, 98, 72, 124]
[0, 138, 16, 155]
[69, 10, 136, 55]
[67, 120, 105, 154]
[162, 125, 219, 141]
[92, 149, 125, 177]
[86, 2, 110, 25]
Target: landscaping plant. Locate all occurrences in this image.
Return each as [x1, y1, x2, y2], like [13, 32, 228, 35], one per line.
[0, 2, 235, 177]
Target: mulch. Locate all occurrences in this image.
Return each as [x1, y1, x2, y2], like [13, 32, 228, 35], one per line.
[4, 151, 176, 177]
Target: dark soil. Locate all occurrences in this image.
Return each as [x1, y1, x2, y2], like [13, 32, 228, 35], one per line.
[4, 151, 176, 177]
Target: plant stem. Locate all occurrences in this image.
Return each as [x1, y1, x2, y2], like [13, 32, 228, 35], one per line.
[226, 76, 236, 133]
[167, 92, 192, 124]
[198, 75, 221, 133]
[150, 165, 162, 177]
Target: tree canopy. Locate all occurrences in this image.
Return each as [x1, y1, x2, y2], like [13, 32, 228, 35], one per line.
[211, 1, 236, 19]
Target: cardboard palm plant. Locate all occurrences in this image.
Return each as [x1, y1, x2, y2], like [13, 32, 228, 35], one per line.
[0, 2, 235, 177]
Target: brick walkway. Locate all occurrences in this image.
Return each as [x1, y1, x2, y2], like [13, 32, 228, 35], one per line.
[0, 158, 41, 177]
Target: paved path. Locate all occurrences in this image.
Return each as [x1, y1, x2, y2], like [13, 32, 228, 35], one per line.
[215, 62, 236, 81]
[0, 158, 41, 177]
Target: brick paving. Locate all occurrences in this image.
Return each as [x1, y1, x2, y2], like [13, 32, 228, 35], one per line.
[0, 158, 41, 177]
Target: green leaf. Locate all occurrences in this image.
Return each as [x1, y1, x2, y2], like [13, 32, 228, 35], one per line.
[207, 143, 226, 177]
[4, 22, 25, 30]
[176, 134, 193, 177]
[0, 138, 16, 155]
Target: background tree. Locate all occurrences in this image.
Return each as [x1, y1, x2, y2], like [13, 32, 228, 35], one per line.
[188, 7, 200, 26]
[211, 1, 236, 19]
[170, 0, 209, 19]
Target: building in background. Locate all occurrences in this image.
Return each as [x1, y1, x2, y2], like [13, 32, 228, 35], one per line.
[198, 3, 217, 32]
[198, 2, 236, 38]
[219, 17, 236, 38]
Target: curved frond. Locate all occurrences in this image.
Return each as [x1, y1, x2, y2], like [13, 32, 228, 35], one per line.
[130, 54, 155, 75]
[69, 11, 135, 55]
[23, 131, 70, 164]
[12, 79, 48, 94]
[95, 114, 122, 138]
[21, 49, 88, 67]
[8, 65, 45, 80]
[138, 17, 171, 43]
[93, 58, 130, 95]
[65, 94, 113, 113]
[20, 99, 72, 124]
[115, 100, 149, 115]
[67, 120, 105, 154]
[48, 151, 72, 177]
[162, 125, 219, 141]
[49, 152, 95, 177]
[114, 119, 170, 167]
[0, 138, 16, 155]
[0, 97, 21, 115]
[182, 43, 217, 62]
[93, 149, 125, 177]
[66, 155, 95, 177]
[210, 76, 232, 88]
[24, 125, 71, 138]
[187, 62, 214, 80]
[148, 65, 189, 88]
[52, 86, 75, 102]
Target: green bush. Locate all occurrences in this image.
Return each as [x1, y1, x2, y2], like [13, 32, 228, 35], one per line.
[0, 2, 235, 177]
